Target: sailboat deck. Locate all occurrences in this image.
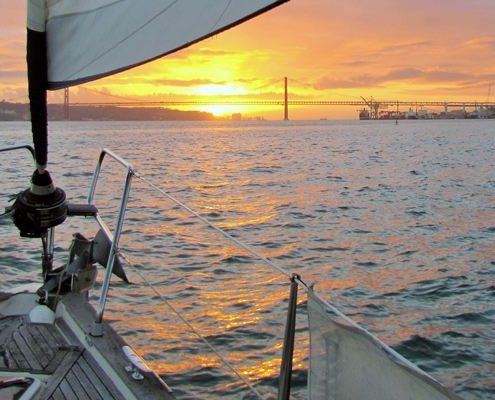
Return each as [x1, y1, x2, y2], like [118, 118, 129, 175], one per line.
[0, 292, 174, 400]
[0, 315, 123, 399]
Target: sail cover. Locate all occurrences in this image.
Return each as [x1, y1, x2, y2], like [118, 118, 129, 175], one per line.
[307, 291, 460, 400]
[33, 0, 289, 89]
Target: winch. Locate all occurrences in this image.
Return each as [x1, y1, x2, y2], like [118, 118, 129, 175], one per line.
[8, 169, 67, 238]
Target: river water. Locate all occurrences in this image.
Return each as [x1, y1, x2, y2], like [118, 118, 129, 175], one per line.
[0, 119, 494, 399]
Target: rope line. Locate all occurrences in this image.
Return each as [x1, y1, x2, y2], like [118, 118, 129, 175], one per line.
[135, 174, 292, 279]
[119, 251, 268, 400]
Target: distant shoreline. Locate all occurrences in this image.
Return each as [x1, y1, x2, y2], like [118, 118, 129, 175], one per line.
[2, 101, 495, 122]
[0, 101, 217, 122]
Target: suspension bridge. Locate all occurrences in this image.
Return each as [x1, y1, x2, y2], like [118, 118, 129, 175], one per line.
[63, 78, 495, 120]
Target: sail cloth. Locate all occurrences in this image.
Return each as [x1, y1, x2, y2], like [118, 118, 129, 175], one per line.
[307, 291, 460, 400]
[40, 0, 289, 89]
[26, 0, 288, 167]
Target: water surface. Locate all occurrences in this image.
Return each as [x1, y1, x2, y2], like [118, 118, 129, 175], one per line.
[0, 119, 494, 399]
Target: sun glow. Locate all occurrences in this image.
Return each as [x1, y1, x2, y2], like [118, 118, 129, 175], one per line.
[194, 84, 248, 97]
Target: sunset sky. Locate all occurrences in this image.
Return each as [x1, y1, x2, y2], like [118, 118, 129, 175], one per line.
[1, 0, 495, 119]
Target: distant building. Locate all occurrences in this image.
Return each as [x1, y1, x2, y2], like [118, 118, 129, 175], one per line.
[231, 113, 242, 121]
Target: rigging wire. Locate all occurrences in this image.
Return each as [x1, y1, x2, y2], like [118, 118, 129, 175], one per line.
[128, 172, 310, 399]
[127, 173, 394, 398]
[119, 250, 268, 400]
[135, 173, 292, 280]
[133, 173, 366, 327]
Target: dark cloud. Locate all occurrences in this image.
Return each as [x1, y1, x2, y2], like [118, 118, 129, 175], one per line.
[315, 67, 490, 90]
[315, 77, 371, 89]
[195, 48, 241, 56]
[384, 68, 423, 80]
[424, 70, 471, 82]
[338, 60, 374, 68]
[377, 41, 433, 54]
[0, 70, 25, 79]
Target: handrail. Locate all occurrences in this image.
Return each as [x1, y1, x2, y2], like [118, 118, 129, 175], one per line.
[88, 148, 136, 336]
[0, 144, 36, 163]
[88, 148, 137, 204]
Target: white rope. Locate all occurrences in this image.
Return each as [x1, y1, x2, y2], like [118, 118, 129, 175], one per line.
[119, 251, 268, 400]
[135, 174, 292, 279]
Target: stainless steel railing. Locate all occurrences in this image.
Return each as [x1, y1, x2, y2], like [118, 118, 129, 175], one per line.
[88, 148, 136, 336]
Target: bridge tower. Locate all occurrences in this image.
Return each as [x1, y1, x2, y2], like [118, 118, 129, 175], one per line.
[64, 88, 70, 120]
[284, 77, 289, 121]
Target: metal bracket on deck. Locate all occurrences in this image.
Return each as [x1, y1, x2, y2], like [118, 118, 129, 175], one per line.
[122, 346, 173, 392]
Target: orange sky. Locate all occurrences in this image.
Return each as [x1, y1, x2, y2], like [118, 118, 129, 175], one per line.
[1, 0, 495, 119]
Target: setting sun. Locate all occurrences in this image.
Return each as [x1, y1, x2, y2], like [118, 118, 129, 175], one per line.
[197, 105, 243, 117]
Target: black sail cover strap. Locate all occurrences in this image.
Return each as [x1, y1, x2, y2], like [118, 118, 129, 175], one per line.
[27, 28, 48, 169]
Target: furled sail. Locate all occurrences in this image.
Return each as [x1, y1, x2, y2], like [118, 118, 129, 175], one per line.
[307, 290, 460, 400]
[26, 0, 289, 166]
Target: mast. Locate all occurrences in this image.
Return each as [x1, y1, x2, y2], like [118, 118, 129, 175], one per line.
[27, 0, 49, 171]
[9, 0, 67, 246]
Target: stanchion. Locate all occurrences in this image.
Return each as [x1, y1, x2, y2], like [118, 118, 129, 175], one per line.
[278, 274, 299, 400]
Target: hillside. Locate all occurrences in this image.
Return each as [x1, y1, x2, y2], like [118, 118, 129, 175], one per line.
[0, 101, 216, 121]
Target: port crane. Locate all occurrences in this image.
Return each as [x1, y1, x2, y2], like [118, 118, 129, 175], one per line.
[360, 96, 382, 119]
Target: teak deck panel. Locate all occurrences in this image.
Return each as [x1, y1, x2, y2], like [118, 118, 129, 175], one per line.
[0, 294, 174, 400]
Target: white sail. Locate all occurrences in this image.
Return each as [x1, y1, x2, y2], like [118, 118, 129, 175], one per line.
[307, 291, 460, 400]
[35, 0, 288, 89]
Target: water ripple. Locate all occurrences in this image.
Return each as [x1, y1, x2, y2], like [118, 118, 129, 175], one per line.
[1, 120, 494, 398]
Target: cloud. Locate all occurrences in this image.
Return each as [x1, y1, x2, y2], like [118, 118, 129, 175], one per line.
[151, 78, 223, 87]
[384, 68, 423, 81]
[337, 60, 374, 68]
[376, 41, 433, 55]
[423, 70, 472, 82]
[315, 77, 371, 89]
[107, 76, 263, 89]
[0, 86, 27, 102]
[194, 48, 241, 57]
[0, 70, 25, 79]
[463, 37, 495, 50]
[0, 40, 25, 69]
[314, 67, 489, 90]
